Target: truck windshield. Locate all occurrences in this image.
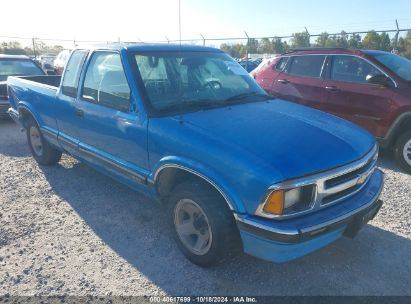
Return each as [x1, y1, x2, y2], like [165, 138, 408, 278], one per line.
[370, 53, 411, 82]
[132, 51, 268, 115]
[0, 59, 44, 81]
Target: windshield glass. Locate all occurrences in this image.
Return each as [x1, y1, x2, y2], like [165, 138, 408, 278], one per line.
[132, 51, 267, 115]
[0, 59, 44, 81]
[370, 53, 411, 81]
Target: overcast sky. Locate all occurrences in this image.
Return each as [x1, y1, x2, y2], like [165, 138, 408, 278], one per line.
[1, 0, 411, 45]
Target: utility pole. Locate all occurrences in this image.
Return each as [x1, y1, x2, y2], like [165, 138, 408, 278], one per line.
[32, 38, 37, 58]
[305, 27, 311, 46]
[244, 30, 249, 60]
[392, 19, 400, 54]
[200, 33, 205, 46]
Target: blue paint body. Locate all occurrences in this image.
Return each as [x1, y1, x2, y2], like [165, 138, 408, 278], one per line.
[7, 44, 383, 263]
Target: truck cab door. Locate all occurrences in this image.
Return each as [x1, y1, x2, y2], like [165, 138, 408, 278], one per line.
[73, 51, 149, 184]
[55, 50, 89, 155]
[322, 55, 395, 137]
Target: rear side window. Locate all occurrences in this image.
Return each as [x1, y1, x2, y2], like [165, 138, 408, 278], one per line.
[287, 55, 326, 78]
[275, 57, 289, 71]
[81, 52, 131, 112]
[331, 55, 381, 84]
[61, 50, 88, 98]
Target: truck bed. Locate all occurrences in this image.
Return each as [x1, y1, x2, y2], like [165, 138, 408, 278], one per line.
[14, 75, 62, 88]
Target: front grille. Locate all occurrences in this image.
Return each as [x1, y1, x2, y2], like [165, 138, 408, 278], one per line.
[319, 149, 378, 207]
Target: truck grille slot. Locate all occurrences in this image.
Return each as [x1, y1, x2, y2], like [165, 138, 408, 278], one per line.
[324, 157, 375, 189]
[320, 151, 377, 207]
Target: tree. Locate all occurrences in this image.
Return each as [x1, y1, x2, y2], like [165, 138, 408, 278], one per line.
[246, 38, 259, 54]
[379, 32, 391, 51]
[348, 33, 362, 49]
[290, 32, 310, 48]
[258, 38, 273, 54]
[272, 38, 287, 54]
[315, 32, 329, 47]
[362, 31, 381, 49]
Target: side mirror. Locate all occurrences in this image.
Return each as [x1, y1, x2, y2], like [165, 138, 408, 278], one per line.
[366, 74, 393, 87]
[46, 70, 56, 76]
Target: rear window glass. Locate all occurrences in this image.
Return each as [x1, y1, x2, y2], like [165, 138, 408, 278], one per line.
[287, 55, 326, 77]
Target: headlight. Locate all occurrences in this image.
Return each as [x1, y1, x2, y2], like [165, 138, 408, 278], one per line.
[257, 185, 315, 218]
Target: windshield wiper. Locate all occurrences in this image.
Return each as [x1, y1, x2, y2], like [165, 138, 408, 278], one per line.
[225, 92, 272, 102]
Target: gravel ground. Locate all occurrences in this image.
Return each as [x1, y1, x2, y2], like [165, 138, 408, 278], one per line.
[0, 118, 410, 296]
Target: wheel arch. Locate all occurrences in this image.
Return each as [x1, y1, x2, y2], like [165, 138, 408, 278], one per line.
[150, 157, 244, 213]
[17, 102, 41, 129]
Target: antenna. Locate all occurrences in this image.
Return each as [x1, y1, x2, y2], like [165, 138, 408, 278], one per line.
[178, 0, 182, 47]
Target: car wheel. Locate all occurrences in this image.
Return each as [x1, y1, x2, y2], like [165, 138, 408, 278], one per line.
[26, 118, 62, 165]
[167, 181, 240, 267]
[394, 130, 411, 174]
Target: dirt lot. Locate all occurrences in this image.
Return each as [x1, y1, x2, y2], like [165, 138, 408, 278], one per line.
[0, 118, 410, 296]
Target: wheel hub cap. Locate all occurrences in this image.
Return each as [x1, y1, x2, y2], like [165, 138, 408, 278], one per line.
[30, 126, 43, 156]
[174, 199, 212, 255]
[403, 139, 411, 166]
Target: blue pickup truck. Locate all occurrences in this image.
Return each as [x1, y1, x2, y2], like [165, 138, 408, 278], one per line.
[7, 44, 384, 267]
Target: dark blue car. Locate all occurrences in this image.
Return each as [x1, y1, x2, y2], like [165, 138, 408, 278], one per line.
[7, 44, 384, 266]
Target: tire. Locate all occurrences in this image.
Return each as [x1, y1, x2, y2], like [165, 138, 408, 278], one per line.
[26, 118, 62, 165]
[167, 181, 240, 267]
[394, 130, 411, 174]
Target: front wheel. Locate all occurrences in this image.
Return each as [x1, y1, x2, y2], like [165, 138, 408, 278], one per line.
[167, 181, 239, 267]
[394, 130, 411, 174]
[26, 118, 62, 165]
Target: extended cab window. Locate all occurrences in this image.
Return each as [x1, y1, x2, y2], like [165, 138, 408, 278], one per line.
[331, 55, 381, 84]
[82, 52, 131, 112]
[61, 50, 88, 97]
[287, 55, 325, 77]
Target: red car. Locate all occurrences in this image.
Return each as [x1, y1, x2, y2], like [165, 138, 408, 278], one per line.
[254, 48, 411, 173]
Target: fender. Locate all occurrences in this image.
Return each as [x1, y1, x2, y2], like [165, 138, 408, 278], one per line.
[381, 111, 411, 144]
[148, 156, 246, 213]
[17, 101, 42, 128]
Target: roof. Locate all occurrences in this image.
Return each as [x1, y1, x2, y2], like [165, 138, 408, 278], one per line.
[282, 47, 364, 56]
[81, 43, 223, 53]
[0, 54, 31, 59]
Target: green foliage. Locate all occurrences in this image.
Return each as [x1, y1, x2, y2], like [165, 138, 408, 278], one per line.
[290, 32, 310, 48]
[0, 40, 64, 56]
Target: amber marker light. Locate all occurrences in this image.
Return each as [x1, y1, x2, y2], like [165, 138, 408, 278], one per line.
[263, 190, 284, 215]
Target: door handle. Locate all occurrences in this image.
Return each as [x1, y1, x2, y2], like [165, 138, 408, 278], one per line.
[325, 86, 339, 92]
[277, 79, 290, 84]
[75, 108, 84, 117]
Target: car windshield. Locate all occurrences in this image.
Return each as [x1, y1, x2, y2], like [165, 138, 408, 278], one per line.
[132, 51, 268, 115]
[0, 59, 44, 81]
[370, 52, 411, 81]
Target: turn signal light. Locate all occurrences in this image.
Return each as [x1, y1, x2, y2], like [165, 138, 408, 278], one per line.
[263, 190, 284, 215]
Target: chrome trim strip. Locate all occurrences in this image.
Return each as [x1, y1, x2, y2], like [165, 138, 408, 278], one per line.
[40, 127, 58, 140]
[79, 146, 147, 184]
[234, 214, 299, 236]
[153, 164, 234, 210]
[58, 135, 78, 150]
[256, 144, 378, 219]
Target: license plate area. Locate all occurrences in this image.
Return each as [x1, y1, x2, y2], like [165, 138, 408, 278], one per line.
[343, 200, 382, 238]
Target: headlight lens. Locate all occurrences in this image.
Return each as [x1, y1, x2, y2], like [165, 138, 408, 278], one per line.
[260, 185, 315, 217]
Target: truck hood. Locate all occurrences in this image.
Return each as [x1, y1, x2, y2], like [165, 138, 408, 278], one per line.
[178, 99, 375, 181]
